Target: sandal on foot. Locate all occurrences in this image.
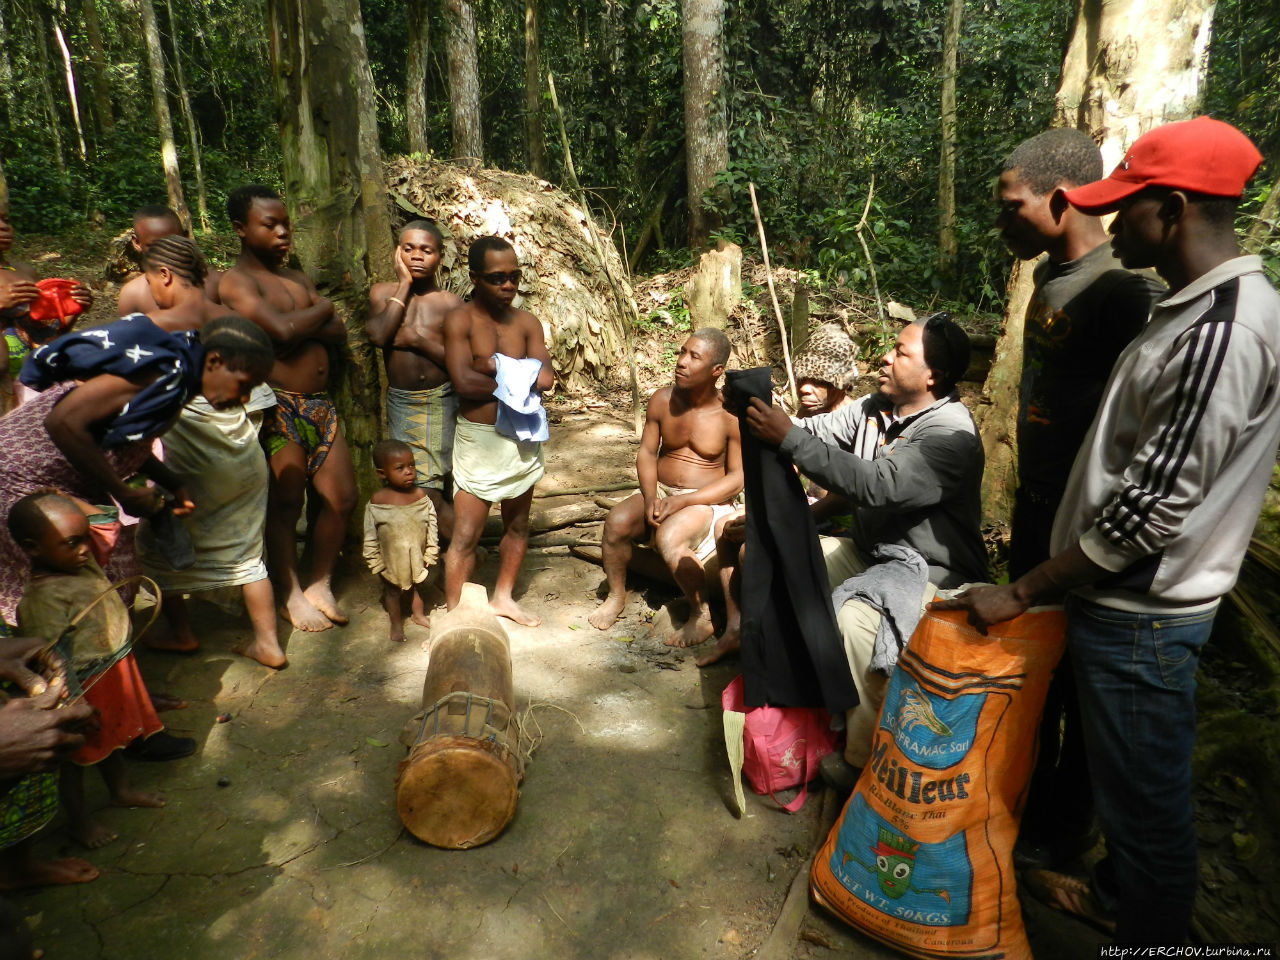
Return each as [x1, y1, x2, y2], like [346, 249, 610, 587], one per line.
[1021, 868, 1116, 935]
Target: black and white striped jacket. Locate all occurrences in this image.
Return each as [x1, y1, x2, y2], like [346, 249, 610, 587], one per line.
[1051, 255, 1280, 613]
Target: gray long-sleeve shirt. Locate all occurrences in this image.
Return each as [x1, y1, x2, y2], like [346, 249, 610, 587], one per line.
[778, 392, 988, 588]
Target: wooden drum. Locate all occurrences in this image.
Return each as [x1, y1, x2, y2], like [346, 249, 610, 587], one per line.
[395, 583, 525, 849]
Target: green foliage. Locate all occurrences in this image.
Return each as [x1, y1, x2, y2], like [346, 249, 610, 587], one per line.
[0, 0, 1272, 325]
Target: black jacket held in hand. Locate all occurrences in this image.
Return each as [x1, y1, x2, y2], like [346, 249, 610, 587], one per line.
[725, 367, 858, 715]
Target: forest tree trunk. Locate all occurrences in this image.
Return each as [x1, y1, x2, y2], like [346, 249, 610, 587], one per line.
[681, 0, 728, 250]
[0, 4, 13, 119]
[443, 0, 483, 165]
[937, 0, 962, 272]
[267, 0, 396, 516]
[138, 0, 191, 233]
[52, 20, 87, 161]
[405, 0, 429, 155]
[524, 0, 547, 177]
[975, 0, 1217, 532]
[1055, 0, 1217, 169]
[82, 0, 113, 131]
[164, 0, 209, 230]
[32, 11, 67, 174]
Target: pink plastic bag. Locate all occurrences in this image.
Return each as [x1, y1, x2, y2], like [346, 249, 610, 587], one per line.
[722, 675, 838, 812]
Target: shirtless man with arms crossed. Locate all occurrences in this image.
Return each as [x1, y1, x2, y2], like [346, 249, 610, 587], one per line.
[366, 220, 461, 540]
[589, 328, 743, 647]
[117, 205, 221, 316]
[218, 184, 356, 632]
[443, 236, 553, 627]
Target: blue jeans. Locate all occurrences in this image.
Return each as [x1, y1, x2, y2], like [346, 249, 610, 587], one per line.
[1066, 595, 1216, 943]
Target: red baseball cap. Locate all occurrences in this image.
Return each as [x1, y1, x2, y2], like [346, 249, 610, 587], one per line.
[1064, 116, 1263, 215]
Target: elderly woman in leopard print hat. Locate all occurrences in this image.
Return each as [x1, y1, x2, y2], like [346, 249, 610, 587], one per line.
[793, 323, 859, 417]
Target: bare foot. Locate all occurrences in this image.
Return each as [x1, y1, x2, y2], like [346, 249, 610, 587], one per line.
[490, 596, 540, 627]
[588, 593, 626, 630]
[111, 786, 165, 809]
[388, 620, 406, 643]
[233, 638, 288, 669]
[71, 819, 118, 850]
[0, 857, 99, 889]
[696, 625, 741, 667]
[303, 583, 348, 626]
[143, 624, 198, 654]
[149, 693, 188, 712]
[666, 613, 715, 648]
[281, 593, 332, 633]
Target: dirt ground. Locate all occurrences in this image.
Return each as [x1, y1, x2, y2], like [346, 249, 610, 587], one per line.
[8, 232, 1274, 958]
[8, 405, 1118, 960]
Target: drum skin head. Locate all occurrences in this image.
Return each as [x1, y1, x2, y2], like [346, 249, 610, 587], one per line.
[395, 735, 519, 849]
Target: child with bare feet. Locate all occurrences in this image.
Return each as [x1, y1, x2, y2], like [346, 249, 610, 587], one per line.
[363, 440, 439, 643]
[136, 317, 285, 668]
[9, 493, 178, 849]
[443, 236, 553, 627]
[219, 185, 356, 633]
[589, 329, 742, 648]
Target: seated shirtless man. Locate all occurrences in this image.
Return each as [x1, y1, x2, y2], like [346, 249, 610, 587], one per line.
[117, 204, 221, 316]
[589, 328, 743, 647]
[443, 236, 553, 627]
[366, 220, 462, 541]
[218, 184, 356, 632]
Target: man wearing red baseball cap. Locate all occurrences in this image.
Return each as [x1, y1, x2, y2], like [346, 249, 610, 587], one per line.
[936, 116, 1280, 942]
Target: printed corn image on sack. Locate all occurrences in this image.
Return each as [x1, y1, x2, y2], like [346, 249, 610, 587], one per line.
[810, 607, 1066, 960]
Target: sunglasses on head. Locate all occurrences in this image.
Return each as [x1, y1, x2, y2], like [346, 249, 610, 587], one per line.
[477, 270, 522, 286]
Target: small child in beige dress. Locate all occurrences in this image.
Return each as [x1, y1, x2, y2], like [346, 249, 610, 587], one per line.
[363, 440, 439, 642]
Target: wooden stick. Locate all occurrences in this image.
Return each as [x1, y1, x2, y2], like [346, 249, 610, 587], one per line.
[748, 182, 798, 407]
[547, 72, 644, 435]
[854, 174, 887, 324]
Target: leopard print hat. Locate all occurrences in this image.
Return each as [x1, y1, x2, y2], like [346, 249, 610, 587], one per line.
[793, 323, 859, 392]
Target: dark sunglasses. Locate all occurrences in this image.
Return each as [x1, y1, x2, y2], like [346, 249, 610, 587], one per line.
[477, 270, 522, 286]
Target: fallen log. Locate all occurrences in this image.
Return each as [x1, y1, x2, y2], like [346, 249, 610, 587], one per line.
[479, 502, 606, 540]
[533, 480, 637, 499]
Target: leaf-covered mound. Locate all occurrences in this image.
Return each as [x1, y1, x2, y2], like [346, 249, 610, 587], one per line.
[385, 158, 631, 394]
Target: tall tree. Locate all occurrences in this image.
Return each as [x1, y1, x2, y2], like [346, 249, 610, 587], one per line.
[405, 0, 430, 155]
[267, 0, 395, 506]
[51, 16, 88, 161]
[31, 10, 67, 174]
[974, 0, 1218, 527]
[138, 0, 191, 233]
[81, 0, 113, 131]
[0, 4, 13, 119]
[681, 0, 727, 249]
[937, 0, 963, 271]
[523, 0, 547, 177]
[443, 0, 482, 165]
[163, 0, 209, 229]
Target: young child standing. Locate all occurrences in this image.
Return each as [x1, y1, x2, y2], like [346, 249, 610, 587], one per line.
[363, 440, 439, 643]
[9, 492, 177, 849]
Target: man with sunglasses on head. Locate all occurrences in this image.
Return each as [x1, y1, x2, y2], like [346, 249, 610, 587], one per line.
[937, 117, 1280, 943]
[735, 314, 988, 776]
[442, 236, 554, 627]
